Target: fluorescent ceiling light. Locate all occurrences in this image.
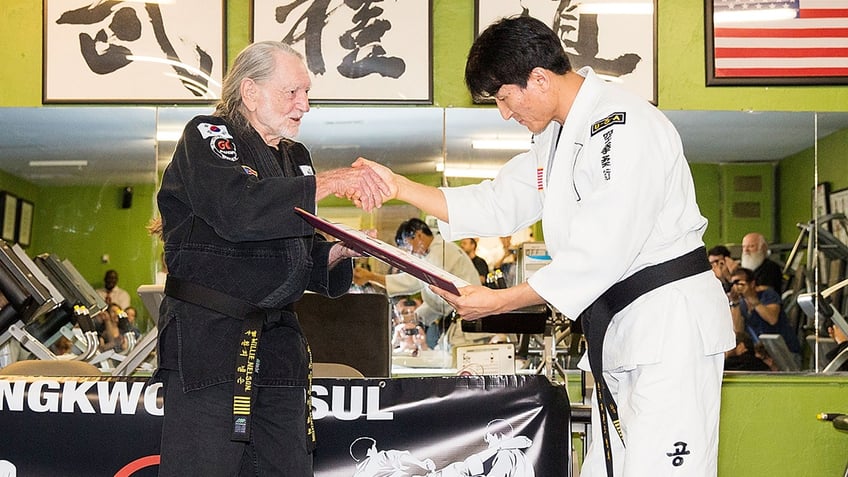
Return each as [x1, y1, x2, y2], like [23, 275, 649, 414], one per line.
[578, 2, 653, 15]
[713, 8, 797, 24]
[443, 167, 500, 179]
[29, 160, 88, 167]
[472, 139, 532, 150]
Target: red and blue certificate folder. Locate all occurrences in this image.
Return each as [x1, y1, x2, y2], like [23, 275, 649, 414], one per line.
[294, 207, 469, 295]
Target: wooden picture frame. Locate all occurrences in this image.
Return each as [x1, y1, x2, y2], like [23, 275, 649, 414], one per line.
[15, 200, 34, 248]
[251, 0, 433, 104]
[705, 0, 848, 86]
[475, 0, 657, 104]
[43, 0, 226, 103]
[0, 192, 18, 243]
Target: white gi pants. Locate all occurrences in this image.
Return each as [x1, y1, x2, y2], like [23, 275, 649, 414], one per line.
[580, 309, 725, 477]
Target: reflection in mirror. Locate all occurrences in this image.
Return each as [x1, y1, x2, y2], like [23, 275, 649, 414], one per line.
[0, 106, 846, 373]
[157, 106, 446, 178]
[444, 108, 531, 181]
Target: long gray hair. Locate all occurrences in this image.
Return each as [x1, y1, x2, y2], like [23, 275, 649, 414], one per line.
[214, 41, 304, 131]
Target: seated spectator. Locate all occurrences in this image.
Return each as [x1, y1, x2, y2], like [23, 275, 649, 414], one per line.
[459, 238, 489, 284]
[492, 236, 518, 287]
[826, 320, 848, 371]
[724, 331, 771, 371]
[353, 218, 486, 349]
[96, 304, 126, 353]
[741, 232, 784, 292]
[708, 245, 738, 292]
[124, 306, 142, 339]
[392, 310, 428, 355]
[729, 267, 801, 363]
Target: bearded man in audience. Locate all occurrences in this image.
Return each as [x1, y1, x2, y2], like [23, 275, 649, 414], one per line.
[741, 232, 783, 292]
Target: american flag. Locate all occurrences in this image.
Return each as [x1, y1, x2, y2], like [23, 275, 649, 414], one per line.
[712, 0, 848, 78]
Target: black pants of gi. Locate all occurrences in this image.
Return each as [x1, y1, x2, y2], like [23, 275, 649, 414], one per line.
[158, 369, 313, 476]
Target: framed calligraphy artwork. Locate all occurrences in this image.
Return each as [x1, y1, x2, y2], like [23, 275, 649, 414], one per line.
[43, 0, 225, 103]
[252, 0, 433, 104]
[706, 0, 848, 86]
[475, 0, 656, 104]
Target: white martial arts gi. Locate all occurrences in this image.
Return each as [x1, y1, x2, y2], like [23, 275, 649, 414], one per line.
[438, 67, 735, 477]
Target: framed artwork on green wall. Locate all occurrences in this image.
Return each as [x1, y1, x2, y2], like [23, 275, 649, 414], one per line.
[15, 200, 33, 248]
[0, 192, 17, 243]
[705, 0, 848, 86]
[830, 188, 848, 245]
[43, 0, 225, 103]
[252, 0, 433, 104]
[475, 0, 657, 104]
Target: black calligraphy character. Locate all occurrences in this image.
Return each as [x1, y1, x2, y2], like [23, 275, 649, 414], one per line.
[666, 441, 690, 467]
[548, 0, 641, 78]
[336, 0, 405, 79]
[56, 1, 214, 97]
[275, 0, 337, 76]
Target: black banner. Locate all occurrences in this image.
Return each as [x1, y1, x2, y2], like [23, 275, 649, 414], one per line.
[0, 374, 570, 476]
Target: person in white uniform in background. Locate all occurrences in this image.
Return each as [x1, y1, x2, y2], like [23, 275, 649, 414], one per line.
[354, 16, 734, 477]
[353, 218, 491, 349]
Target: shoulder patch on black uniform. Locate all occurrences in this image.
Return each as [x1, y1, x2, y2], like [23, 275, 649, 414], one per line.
[211, 137, 238, 161]
[590, 112, 626, 136]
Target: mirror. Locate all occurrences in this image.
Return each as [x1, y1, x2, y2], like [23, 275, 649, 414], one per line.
[0, 106, 846, 373]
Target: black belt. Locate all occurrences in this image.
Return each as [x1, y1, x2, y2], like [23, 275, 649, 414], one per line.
[578, 246, 710, 477]
[164, 276, 313, 446]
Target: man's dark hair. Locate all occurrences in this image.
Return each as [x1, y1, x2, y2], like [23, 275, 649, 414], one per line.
[465, 16, 571, 100]
[395, 218, 433, 246]
[708, 245, 732, 258]
[732, 267, 755, 282]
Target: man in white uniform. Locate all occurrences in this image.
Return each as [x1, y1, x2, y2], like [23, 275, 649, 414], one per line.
[354, 218, 490, 348]
[355, 16, 734, 477]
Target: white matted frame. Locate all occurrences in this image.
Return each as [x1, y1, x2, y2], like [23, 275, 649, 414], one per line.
[43, 0, 225, 103]
[252, 0, 433, 104]
[830, 188, 848, 246]
[15, 200, 34, 248]
[475, 0, 656, 104]
[0, 193, 18, 243]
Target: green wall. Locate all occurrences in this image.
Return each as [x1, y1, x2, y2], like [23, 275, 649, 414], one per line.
[1, 2, 847, 474]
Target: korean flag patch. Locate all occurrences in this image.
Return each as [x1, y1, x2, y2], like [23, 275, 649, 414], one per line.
[591, 112, 626, 136]
[197, 122, 233, 139]
[211, 137, 238, 161]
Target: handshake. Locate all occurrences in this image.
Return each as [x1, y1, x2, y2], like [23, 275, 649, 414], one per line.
[315, 157, 398, 212]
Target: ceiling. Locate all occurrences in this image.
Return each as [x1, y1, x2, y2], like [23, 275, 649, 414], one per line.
[0, 106, 846, 186]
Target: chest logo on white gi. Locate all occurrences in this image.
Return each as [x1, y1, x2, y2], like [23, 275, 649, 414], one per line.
[600, 130, 613, 181]
[211, 137, 238, 162]
[196, 122, 233, 139]
[590, 112, 625, 137]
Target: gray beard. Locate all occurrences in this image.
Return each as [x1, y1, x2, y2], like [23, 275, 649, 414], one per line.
[741, 251, 766, 271]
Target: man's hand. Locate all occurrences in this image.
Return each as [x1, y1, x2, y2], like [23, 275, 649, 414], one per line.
[429, 285, 507, 321]
[352, 157, 399, 201]
[430, 281, 545, 321]
[315, 166, 391, 212]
